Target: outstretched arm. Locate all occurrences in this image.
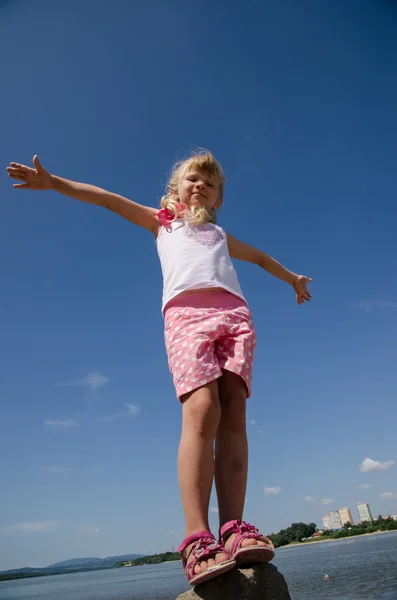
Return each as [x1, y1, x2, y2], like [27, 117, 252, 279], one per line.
[7, 155, 160, 235]
[226, 233, 312, 305]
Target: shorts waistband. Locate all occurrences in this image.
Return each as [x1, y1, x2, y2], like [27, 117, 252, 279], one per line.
[164, 291, 247, 313]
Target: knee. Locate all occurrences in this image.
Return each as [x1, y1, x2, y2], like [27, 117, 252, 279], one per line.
[220, 391, 247, 434]
[182, 387, 221, 440]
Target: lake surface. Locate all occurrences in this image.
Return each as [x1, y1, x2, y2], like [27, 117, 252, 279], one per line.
[0, 531, 396, 600]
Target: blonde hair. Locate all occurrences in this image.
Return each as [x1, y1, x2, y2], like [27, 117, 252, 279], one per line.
[160, 150, 226, 226]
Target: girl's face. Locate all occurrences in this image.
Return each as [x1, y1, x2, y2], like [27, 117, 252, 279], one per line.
[176, 169, 221, 212]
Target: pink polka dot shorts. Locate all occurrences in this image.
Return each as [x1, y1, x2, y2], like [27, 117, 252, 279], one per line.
[164, 291, 256, 400]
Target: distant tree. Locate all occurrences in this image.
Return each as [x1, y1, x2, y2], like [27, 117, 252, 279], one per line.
[266, 516, 396, 550]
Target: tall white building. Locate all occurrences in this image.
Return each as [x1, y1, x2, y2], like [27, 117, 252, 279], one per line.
[339, 507, 354, 526]
[357, 502, 373, 523]
[322, 515, 331, 530]
[328, 510, 342, 529]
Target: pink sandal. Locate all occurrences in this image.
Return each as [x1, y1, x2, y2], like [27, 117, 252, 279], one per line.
[178, 530, 236, 586]
[219, 520, 275, 566]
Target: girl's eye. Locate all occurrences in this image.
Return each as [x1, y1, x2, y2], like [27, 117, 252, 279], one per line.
[207, 182, 214, 187]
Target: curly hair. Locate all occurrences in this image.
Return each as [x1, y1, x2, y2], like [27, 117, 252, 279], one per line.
[160, 150, 225, 225]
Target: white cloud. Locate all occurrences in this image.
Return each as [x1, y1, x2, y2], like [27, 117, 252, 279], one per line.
[42, 466, 71, 473]
[100, 404, 140, 422]
[55, 371, 110, 391]
[76, 524, 101, 534]
[360, 458, 395, 472]
[353, 301, 397, 313]
[84, 372, 110, 390]
[360, 484, 372, 489]
[44, 419, 77, 428]
[126, 403, 140, 416]
[321, 498, 334, 505]
[0, 521, 59, 533]
[210, 506, 219, 514]
[99, 412, 124, 422]
[380, 492, 396, 500]
[249, 419, 256, 425]
[304, 496, 315, 502]
[264, 487, 282, 496]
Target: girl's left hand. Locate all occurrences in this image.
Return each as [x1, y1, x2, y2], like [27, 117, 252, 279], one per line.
[293, 275, 312, 305]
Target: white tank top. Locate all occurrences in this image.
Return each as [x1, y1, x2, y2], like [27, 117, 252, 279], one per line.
[156, 219, 246, 312]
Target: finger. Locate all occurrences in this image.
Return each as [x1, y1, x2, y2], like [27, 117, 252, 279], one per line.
[8, 173, 27, 181]
[7, 168, 28, 178]
[10, 162, 28, 169]
[13, 183, 29, 188]
[33, 154, 42, 171]
[7, 165, 29, 174]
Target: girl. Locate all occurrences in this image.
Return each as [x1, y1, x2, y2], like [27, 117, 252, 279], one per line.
[7, 151, 311, 586]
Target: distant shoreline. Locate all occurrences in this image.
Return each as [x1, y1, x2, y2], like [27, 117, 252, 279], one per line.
[2, 528, 395, 581]
[281, 529, 396, 549]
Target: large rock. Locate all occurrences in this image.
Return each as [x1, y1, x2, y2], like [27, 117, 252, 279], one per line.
[175, 563, 291, 600]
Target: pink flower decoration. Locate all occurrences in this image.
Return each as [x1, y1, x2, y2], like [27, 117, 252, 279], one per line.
[176, 202, 187, 214]
[157, 208, 175, 228]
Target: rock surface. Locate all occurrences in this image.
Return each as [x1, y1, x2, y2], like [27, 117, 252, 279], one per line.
[175, 563, 292, 600]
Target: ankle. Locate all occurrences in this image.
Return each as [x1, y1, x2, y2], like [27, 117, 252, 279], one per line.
[185, 526, 211, 539]
[219, 515, 243, 529]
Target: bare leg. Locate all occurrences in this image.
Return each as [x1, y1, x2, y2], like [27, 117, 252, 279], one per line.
[178, 381, 230, 575]
[215, 370, 268, 551]
[215, 371, 248, 526]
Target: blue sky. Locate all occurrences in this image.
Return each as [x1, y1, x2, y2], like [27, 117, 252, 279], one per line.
[1, 0, 396, 571]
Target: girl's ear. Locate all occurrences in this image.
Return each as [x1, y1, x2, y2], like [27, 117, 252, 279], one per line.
[215, 195, 223, 209]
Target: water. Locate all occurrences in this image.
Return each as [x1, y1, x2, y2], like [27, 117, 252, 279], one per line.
[0, 532, 396, 600]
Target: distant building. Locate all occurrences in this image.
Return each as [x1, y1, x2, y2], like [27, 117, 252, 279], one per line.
[339, 507, 354, 526]
[357, 502, 373, 523]
[312, 531, 324, 538]
[322, 515, 331, 530]
[323, 511, 343, 530]
[389, 515, 397, 522]
[328, 510, 343, 529]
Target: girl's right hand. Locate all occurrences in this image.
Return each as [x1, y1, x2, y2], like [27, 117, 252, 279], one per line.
[7, 155, 53, 190]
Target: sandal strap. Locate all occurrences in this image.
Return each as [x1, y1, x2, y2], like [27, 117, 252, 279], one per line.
[220, 519, 273, 555]
[220, 519, 259, 538]
[177, 530, 214, 555]
[178, 532, 225, 580]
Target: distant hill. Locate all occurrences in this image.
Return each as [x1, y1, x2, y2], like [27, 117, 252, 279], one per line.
[0, 554, 145, 577]
[47, 557, 99, 568]
[0, 567, 44, 575]
[47, 554, 145, 570]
